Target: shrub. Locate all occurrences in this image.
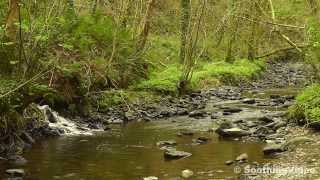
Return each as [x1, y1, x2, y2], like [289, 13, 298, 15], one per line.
[289, 84, 320, 125]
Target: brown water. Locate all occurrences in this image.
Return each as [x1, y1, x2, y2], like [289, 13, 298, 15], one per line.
[5, 122, 268, 180]
[0, 88, 301, 180]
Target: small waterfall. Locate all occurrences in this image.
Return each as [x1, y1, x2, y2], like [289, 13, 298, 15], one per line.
[37, 105, 93, 136]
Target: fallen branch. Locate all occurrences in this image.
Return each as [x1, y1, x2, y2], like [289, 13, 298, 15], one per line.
[267, 0, 304, 53]
[256, 44, 310, 59]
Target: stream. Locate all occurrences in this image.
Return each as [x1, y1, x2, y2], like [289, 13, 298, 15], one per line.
[1, 87, 311, 180]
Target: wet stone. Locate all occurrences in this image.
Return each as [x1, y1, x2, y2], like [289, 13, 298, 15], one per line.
[164, 149, 192, 160]
[143, 176, 158, 180]
[188, 110, 207, 118]
[8, 155, 28, 166]
[216, 127, 250, 137]
[258, 115, 274, 123]
[5, 169, 25, 177]
[177, 130, 194, 136]
[225, 160, 234, 165]
[242, 98, 256, 104]
[156, 140, 177, 148]
[181, 169, 194, 178]
[236, 153, 248, 163]
[263, 144, 284, 155]
[222, 107, 243, 114]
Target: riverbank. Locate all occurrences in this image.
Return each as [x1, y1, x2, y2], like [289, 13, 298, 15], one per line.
[0, 58, 265, 155]
[1, 59, 319, 179]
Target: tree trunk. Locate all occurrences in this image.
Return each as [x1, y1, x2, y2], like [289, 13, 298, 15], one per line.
[307, 0, 320, 79]
[248, 1, 257, 61]
[180, 0, 191, 64]
[307, 0, 320, 21]
[225, 0, 237, 63]
[66, 0, 75, 15]
[92, 0, 98, 15]
[137, 0, 155, 51]
[5, 0, 20, 40]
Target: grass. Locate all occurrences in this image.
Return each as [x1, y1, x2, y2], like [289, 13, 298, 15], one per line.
[288, 84, 320, 125]
[191, 59, 265, 89]
[132, 59, 266, 94]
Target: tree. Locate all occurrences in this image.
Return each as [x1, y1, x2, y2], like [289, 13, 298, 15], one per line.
[179, 0, 191, 64]
[225, 0, 238, 63]
[247, 0, 258, 61]
[179, 0, 206, 95]
[5, 0, 20, 40]
[306, 0, 320, 79]
[137, 0, 156, 51]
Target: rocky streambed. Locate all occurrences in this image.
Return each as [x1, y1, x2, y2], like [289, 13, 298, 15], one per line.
[1, 61, 319, 180]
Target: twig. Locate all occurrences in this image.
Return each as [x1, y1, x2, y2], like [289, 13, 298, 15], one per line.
[0, 69, 51, 98]
[235, 15, 305, 29]
[268, 0, 303, 53]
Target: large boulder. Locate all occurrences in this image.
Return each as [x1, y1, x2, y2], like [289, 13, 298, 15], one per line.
[263, 137, 314, 155]
[38, 105, 58, 123]
[281, 137, 314, 151]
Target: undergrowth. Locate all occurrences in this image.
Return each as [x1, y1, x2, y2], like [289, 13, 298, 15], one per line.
[288, 84, 320, 126]
[133, 59, 265, 94]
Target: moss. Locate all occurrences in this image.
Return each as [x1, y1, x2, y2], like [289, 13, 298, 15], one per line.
[133, 59, 265, 94]
[192, 59, 265, 89]
[132, 65, 180, 94]
[289, 84, 320, 125]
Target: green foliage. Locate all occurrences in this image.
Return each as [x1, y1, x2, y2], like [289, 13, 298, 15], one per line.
[134, 59, 265, 93]
[0, 79, 22, 112]
[0, 79, 26, 135]
[146, 36, 180, 64]
[192, 59, 265, 88]
[133, 65, 181, 94]
[62, 14, 114, 53]
[289, 84, 320, 124]
[96, 91, 124, 111]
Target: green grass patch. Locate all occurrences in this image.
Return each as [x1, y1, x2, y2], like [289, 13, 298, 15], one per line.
[191, 59, 265, 89]
[133, 59, 266, 94]
[288, 84, 320, 125]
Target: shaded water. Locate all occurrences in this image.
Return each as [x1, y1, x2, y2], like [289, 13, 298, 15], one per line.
[5, 122, 267, 180]
[0, 88, 301, 180]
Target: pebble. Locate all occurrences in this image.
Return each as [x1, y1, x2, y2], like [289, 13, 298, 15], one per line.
[181, 169, 194, 178]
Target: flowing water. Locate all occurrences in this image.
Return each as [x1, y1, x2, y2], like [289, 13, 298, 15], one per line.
[0, 88, 302, 180]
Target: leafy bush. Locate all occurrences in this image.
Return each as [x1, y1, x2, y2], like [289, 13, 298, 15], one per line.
[289, 84, 320, 125]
